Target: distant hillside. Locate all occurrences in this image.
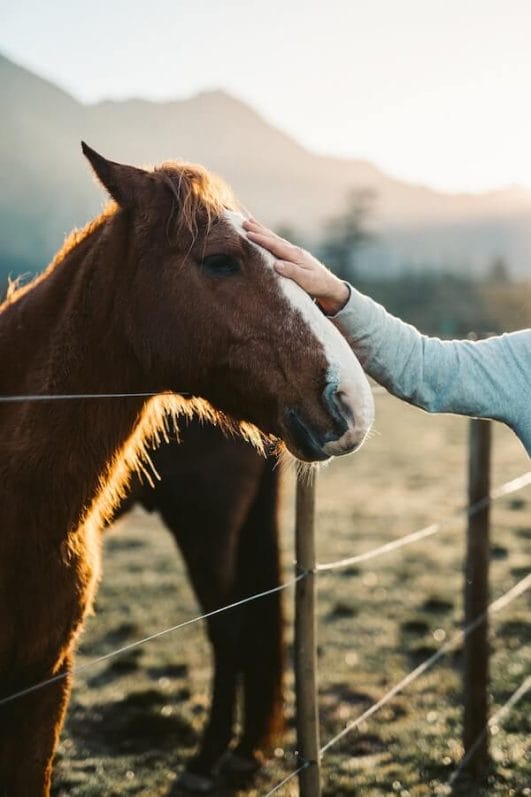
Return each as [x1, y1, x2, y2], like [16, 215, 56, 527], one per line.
[2, 52, 531, 277]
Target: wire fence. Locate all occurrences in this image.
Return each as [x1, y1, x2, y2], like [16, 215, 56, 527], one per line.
[0, 391, 193, 402]
[0, 576, 304, 708]
[319, 571, 531, 756]
[316, 471, 531, 573]
[1, 388, 529, 794]
[0, 383, 389, 403]
[264, 762, 311, 796]
[447, 674, 531, 788]
[277, 418, 530, 796]
[263, 572, 530, 797]
[262, 478, 530, 796]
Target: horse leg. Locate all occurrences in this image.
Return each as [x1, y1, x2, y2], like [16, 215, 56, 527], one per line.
[0, 531, 99, 797]
[222, 459, 284, 782]
[186, 609, 243, 782]
[153, 491, 247, 790]
[0, 653, 72, 796]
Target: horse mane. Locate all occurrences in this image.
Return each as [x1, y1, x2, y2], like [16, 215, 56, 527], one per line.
[81, 394, 268, 549]
[1, 203, 118, 310]
[2, 161, 240, 311]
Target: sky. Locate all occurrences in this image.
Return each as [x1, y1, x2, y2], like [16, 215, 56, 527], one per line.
[2, 0, 531, 194]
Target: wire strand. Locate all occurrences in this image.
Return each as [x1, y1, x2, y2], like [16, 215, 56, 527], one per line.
[0, 384, 392, 403]
[447, 674, 531, 787]
[319, 572, 531, 755]
[0, 392, 191, 402]
[0, 575, 304, 708]
[262, 761, 310, 796]
[316, 471, 531, 573]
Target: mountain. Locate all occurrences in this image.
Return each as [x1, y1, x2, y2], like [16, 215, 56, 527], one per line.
[2, 52, 531, 277]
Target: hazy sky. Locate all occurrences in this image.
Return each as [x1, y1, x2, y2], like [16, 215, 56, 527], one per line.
[2, 0, 531, 193]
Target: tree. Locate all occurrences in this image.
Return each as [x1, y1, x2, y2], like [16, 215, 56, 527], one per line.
[320, 187, 376, 280]
[487, 255, 511, 284]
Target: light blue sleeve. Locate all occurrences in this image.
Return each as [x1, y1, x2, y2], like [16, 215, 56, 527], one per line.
[332, 285, 531, 455]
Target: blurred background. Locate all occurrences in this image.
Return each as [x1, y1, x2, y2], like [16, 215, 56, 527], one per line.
[2, 0, 531, 334]
[1, 2, 530, 795]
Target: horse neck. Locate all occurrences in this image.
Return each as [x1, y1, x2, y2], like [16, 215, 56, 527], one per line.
[2, 213, 139, 387]
[0, 212, 159, 535]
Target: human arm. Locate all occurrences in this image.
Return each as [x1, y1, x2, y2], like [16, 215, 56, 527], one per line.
[244, 219, 531, 454]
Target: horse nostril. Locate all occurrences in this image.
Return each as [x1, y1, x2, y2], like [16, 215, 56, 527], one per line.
[322, 381, 352, 434]
[335, 389, 355, 423]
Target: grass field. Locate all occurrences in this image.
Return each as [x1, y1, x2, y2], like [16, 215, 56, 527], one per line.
[53, 395, 530, 796]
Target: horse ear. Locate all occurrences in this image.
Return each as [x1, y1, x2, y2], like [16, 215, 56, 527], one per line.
[81, 141, 153, 207]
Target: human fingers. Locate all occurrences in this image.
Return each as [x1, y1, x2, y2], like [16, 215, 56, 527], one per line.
[242, 218, 271, 237]
[243, 219, 294, 250]
[243, 217, 267, 232]
[244, 220, 327, 280]
[274, 259, 325, 294]
[275, 258, 349, 314]
[274, 259, 306, 279]
[245, 229, 301, 263]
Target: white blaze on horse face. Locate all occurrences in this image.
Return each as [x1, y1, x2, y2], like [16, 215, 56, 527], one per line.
[224, 210, 374, 455]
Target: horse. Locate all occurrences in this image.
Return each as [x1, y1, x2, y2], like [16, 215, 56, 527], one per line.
[114, 418, 282, 792]
[0, 142, 374, 796]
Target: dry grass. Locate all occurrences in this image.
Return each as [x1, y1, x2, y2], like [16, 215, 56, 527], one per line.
[53, 396, 530, 796]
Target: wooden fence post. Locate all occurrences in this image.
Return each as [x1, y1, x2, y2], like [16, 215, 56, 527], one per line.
[463, 417, 492, 781]
[295, 471, 322, 796]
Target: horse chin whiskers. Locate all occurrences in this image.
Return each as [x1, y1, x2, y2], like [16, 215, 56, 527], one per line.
[272, 444, 324, 484]
[295, 458, 322, 486]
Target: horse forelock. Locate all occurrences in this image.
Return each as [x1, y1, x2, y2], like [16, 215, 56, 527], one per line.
[156, 161, 240, 243]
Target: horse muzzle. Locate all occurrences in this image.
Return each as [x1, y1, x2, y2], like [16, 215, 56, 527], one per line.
[283, 379, 374, 462]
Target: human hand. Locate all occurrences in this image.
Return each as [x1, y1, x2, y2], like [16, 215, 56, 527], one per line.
[243, 218, 350, 315]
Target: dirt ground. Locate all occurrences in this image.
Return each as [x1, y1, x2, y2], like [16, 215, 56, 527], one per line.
[52, 395, 530, 796]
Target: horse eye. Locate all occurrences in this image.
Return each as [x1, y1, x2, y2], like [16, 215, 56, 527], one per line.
[201, 254, 240, 275]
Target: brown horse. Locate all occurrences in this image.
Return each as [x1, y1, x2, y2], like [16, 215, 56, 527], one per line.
[114, 419, 282, 792]
[0, 143, 373, 796]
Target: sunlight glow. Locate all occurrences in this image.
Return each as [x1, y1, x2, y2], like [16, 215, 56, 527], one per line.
[2, 0, 531, 192]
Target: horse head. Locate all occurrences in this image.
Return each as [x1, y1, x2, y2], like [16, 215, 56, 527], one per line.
[82, 143, 374, 461]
